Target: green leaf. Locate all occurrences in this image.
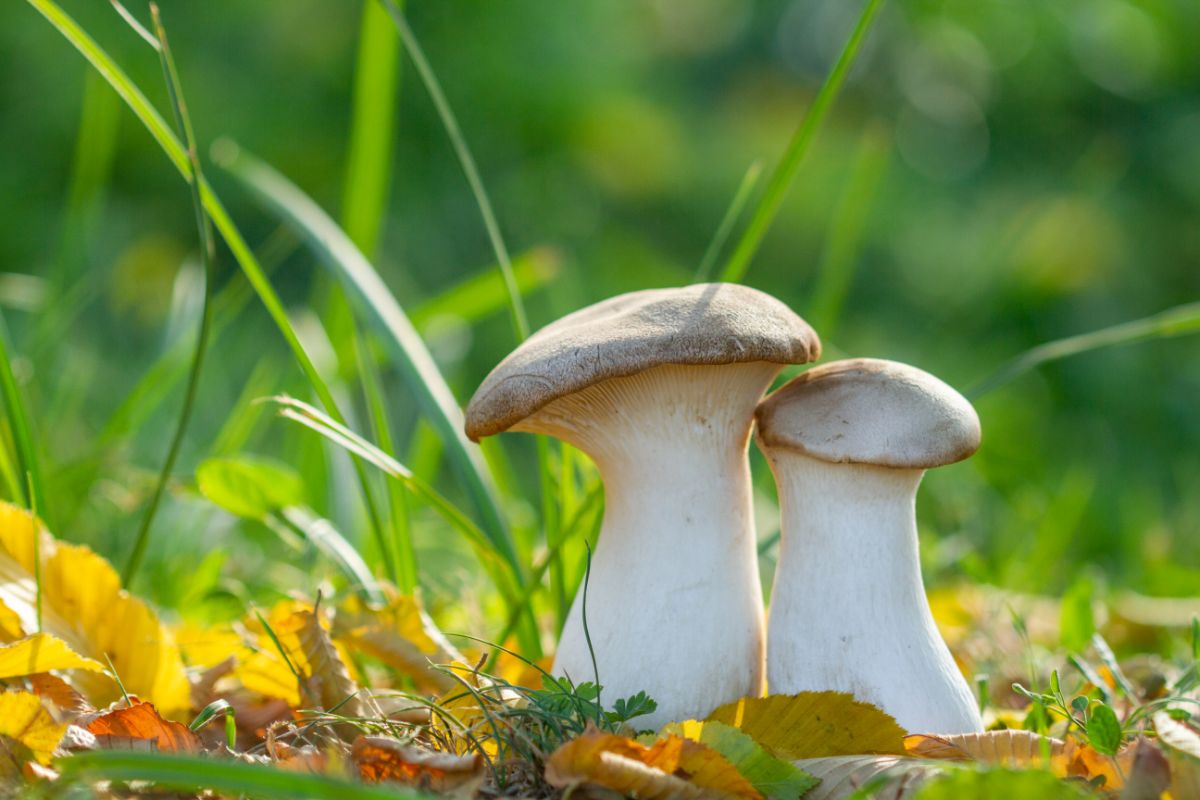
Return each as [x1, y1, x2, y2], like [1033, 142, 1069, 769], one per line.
[196, 456, 304, 521]
[912, 767, 1091, 799]
[1085, 703, 1122, 756]
[609, 691, 658, 725]
[706, 692, 907, 759]
[672, 720, 819, 800]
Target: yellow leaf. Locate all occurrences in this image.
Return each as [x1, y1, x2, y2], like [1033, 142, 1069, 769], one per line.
[0, 691, 66, 767]
[333, 592, 465, 692]
[545, 728, 759, 800]
[706, 692, 907, 759]
[0, 503, 189, 716]
[904, 730, 1065, 767]
[0, 633, 107, 679]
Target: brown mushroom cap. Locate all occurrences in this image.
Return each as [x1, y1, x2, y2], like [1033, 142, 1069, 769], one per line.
[465, 283, 820, 441]
[755, 358, 980, 469]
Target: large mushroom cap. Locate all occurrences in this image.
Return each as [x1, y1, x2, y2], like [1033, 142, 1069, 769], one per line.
[466, 283, 820, 441]
[756, 358, 980, 469]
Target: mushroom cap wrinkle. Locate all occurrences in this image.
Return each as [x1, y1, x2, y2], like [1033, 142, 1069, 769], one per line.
[466, 283, 819, 440]
[756, 358, 980, 469]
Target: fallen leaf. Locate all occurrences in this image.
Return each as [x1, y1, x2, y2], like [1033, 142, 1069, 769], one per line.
[86, 701, 201, 752]
[792, 755, 941, 800]
[0, 633, 107, 679]
[664, 720, 818, 799]
[294, 604, 365, 719]
[545, 728, 760, 800]
[29, 673, 93, 719]
[0, 503, 189, 716]
[1119, 737, 1171, 800]
[333, 592, 465, 692]
[706, 692, 907, 759]
[1058, 740, 1134, 790]
[0, 691, 66, 770]
[1152, 710, 1200, 799]
[353, 735, 484, 794]
[904, 730, 1064, 767]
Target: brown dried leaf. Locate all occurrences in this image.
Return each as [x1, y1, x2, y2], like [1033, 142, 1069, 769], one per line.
[1119, 737, 1171, 800]
[29, 673, 93, 720]
[904, 730, 1065, 767]
[86, 701, 201, 753]
[545, 728, 760, 800]
[353, 735, 485, 795]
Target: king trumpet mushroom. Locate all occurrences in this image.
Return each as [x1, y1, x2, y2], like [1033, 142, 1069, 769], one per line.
[755, 358, 983, 734]
[465, 283, 820, 726]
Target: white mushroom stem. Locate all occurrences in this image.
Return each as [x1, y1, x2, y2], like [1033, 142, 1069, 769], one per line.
[765, 451, 983, 734]
[517, 362, 777, 727]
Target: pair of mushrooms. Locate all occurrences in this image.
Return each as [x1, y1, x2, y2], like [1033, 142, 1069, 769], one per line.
[464, 283, 982, 734]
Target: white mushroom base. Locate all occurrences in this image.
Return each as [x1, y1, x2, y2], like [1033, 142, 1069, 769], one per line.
[765, 453, 983, 734]
[519, 363, 775, 727]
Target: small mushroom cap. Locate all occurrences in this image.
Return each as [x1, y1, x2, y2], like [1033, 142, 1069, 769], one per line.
[756, 358, 980, 469]
[465, 283, 820, 441]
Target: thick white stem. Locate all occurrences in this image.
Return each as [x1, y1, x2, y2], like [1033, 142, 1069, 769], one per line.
[520, 363, 774, 726]
[766, 452, 982, 734]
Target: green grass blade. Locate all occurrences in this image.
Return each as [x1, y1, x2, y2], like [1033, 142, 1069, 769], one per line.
[694, 159, 762, 282]
[377, 0, 529, 340]
[720, 0, 886, 282]
[0, 318, 47, 519]
[342, 0, 401, 257]
[970, 300, 1200, 397]
[122, 5, 217, 587]
[273, 505, 385, 604]
[806, 125, 890, 336]
[410, 247, 561, 330]
[58, 751, 431, 799]
[214, 143, 518, 573]
[25, 0, 396, 579]
[355, 329, 417, 592]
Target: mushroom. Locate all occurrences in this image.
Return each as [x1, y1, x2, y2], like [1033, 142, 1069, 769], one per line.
[755, 358, 983, 734]
[466, 283, 819, 726]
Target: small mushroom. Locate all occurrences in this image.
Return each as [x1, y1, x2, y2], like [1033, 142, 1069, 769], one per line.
[755, 358, 983, 734]
[466, 283, 819, 726]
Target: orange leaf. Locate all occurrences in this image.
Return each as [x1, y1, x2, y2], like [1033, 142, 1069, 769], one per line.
[545, 728, 760, 800]
[353, 736, 484, 794]
[86, 702, 201, 753]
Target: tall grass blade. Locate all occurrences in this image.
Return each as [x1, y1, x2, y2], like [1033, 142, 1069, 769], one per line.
[355, 327, 416, 591]
[343, 0, 401, 257]
[272, 505, 385, 604]
[694, 159, 762, 282]
[122, 4, 217, 587]
[806, 125, 890, 336]
[25, 0, 393, 580]
[721, 0, 886, 282]
[58, 751, 430, 799]
[970, 300, 1200, 397]
[377, 0, 529, 340]
[214, 144, 518, 573]
[0, 320, 47, 519]
[410, 248, 560, 330]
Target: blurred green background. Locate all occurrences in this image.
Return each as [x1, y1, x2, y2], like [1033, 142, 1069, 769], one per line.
[2, 0, 1197, 632]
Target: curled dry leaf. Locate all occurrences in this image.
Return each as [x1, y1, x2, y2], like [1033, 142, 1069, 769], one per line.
[545, 728, 761, 800]
[333, 592, 465, 693]
[0, 503, 189, 716]
[353, 735, 484, 795]
[85, 701, 201, 753]
[904, 729, 1065, 766]
[706, 692, 907, 759]
[0, 691, 67, 772]
[1152, 710, 1200, 798]
[1118, 737, 1171, 800]
[29, 673, 94, 720]
[791, 755, 941, 800]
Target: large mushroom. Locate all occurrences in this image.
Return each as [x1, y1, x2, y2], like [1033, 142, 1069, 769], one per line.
[466, 283, 819, 726]
[755, 358, 983, 734]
